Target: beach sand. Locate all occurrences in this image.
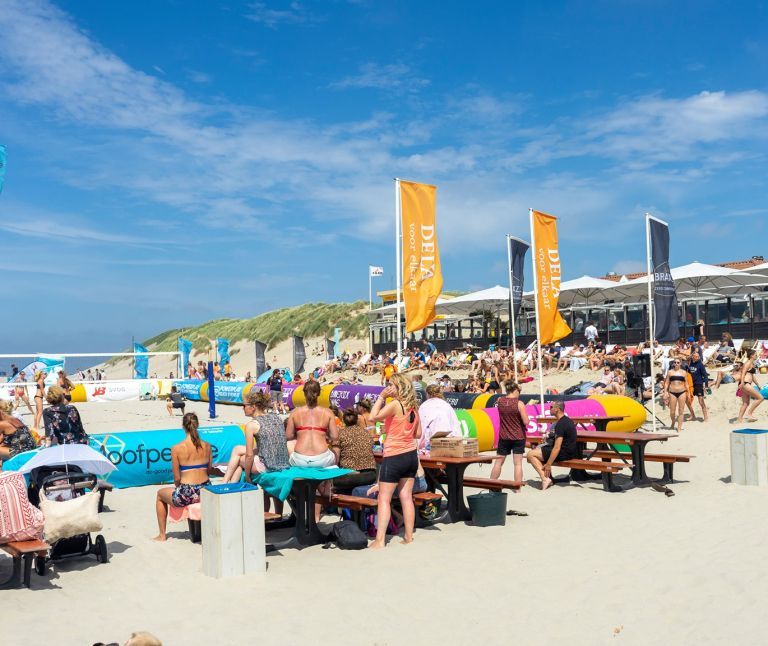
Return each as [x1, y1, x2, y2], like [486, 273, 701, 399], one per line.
[3, 371, 768, 646]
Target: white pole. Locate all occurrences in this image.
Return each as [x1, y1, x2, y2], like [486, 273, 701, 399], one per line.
[0, 352, 179, 359]
[529, 209, 546, 411]
[368, 268, 373, 354]
[395, 178, 403, 359]
[506, 235, 518, 381]
[645, 213, 657, 433]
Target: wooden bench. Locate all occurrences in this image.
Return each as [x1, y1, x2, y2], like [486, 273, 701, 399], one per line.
[552, 459, 628, 492]
[319, 491, 444, 529]
[461, 477, 526, 492]
[590, 451, 694, 483]
[0, 540, 51, 589]
[97, 479, 113, 513]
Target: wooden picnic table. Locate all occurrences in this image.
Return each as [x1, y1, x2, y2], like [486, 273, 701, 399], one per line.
[374, 452, 502, 523]
[529, 427, 675, 486]
[535, 415, 626, 434]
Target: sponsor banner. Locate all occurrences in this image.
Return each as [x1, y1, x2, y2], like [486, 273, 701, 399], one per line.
[508, 236, 529, 318]
[89, 425, 244, 488]
[68, 379, 175, 403]
[172, 379, 204, 400]
[531, 210, 571, 344]
[649, 217, 681, 342]
[254, 341, 267, 377]
[292, 336, 306, 375]
[133, 343, 149, 379]
[178, 337, 193, 376]
[327, 385, 383, 410]
[400, 180, 443, 333]
[217, 338, 231, 365]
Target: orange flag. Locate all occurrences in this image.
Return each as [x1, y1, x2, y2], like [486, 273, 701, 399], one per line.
[399, 180, 443, 333]
[531, 209, 571, 345]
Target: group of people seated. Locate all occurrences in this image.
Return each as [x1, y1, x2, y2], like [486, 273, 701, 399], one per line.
[1, 380, 90, 467]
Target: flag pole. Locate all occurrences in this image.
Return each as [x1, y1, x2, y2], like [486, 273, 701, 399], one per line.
[395, 178, 403, 359]
[368, 267, 373, 354]
[529, 209, 545, 411]
[645, 213, 657, 433]
[506, 235, 518, 381]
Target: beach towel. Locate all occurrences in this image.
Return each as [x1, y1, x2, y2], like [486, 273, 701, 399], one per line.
[0, 472, 44, 544]
[253, 466, 352, 501]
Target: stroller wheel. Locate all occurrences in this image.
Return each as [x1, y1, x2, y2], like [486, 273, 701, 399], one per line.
[95, 535, 109, 563]
[35, 556, 47, 577]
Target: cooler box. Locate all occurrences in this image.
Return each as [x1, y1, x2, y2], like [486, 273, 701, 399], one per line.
[730, 429, 768, 486]
[201, 483, 266, 578]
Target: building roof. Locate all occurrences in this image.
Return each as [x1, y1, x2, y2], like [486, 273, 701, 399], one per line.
[600, 256, 766, 281]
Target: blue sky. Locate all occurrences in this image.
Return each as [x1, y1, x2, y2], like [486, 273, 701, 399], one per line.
[1, 0, 766, 354]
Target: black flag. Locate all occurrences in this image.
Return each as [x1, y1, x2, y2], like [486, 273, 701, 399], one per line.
[326, 338, 335, 360]
[254, 341, 267, 376]
[508, 236, 530, 319]
[648, 217, 680, 342]
[292, 336, 306, 375]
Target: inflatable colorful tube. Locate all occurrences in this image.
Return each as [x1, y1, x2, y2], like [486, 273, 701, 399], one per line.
[174, 380, 647, 451]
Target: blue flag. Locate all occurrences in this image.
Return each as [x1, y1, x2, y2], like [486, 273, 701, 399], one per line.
[0, 144, 6, 194]
[133, 343, 149, 379]
[178, 337, 193, 375]
[217, 338, 230, 365]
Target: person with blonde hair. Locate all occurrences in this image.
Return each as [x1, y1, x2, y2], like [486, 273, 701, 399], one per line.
[735, 348, 764, 423]
[368, 372, 422, 548]
[222, 390, 290, 483]
[42, 385, 88, 446]
[33, 370, 46, 430]
[13, 370, 34, 416]
[57, 370, 75, 402]
[153, 413, 211, 541]
[0, 400, 37, 466]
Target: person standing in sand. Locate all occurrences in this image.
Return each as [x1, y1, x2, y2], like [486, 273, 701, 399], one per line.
[735, 348, 764, 423]
[368, 373, 422, 549]
[490, 381, 530, 485]
[33, 370, 46, 430]
[153, 413, 211, 542]
[664, 359, 689, 432]
[526, 400, 578, 490]
[13, 371, 34, 416]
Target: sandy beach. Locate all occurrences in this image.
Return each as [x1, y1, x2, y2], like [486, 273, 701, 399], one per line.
[3, 371, 768, 646]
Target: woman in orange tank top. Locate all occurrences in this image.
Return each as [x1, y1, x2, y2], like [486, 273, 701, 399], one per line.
[368, 373, 422, 549]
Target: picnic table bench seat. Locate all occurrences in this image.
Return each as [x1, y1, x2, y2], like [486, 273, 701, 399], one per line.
[590, 451, 694, 483]
[0, 539, 51, 589]
[458, 476, 525, 492]
[551, 458, 628, 492]
[97, 479, 113, 513]
[318, 491, 445, 528]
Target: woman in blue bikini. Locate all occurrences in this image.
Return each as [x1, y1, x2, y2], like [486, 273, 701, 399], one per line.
[153, 413, 212, 541]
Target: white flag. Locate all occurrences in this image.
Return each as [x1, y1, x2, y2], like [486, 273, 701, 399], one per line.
[369, 266, 384, 277]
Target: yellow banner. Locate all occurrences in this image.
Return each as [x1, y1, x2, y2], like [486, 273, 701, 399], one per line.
[532, 209, 571, 345]
[400, 180, 443, 333]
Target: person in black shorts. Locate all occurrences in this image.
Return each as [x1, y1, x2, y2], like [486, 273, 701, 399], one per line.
[687, 350, 709, 422]
[490, 380, 530, 483]
[526, 400, 578, 490]
[166, 386, 186, 416]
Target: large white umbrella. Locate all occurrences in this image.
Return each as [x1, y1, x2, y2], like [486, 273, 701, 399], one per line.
[15, 444, 116, 476]
[618, 261, 768, 300]
[435, 285, 510, 316]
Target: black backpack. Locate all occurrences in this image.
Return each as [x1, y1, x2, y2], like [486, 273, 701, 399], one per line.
[324, 520, 368, 550]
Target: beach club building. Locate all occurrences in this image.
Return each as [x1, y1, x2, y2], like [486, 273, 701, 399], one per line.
[368, 256, 768, 354]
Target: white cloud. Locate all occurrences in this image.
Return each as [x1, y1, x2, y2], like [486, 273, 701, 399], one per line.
[330, 63, 429, 91]
[245, 2, 315, 28]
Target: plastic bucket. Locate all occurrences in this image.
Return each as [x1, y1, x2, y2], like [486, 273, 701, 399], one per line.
[467, 491, 507, 527]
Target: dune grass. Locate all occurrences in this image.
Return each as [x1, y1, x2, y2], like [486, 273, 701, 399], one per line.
[138, 301, 369, 354]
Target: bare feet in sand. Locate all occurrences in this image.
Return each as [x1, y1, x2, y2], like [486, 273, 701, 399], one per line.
[152, 535, 167, 542]
[369, 540, 385, 550]
[541, 477, 552, 491]
[400, 536, 414, 545]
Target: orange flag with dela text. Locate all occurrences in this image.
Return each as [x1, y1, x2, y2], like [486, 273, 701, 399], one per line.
[400, 180, 443, 333]
[531, 209, 571, 345]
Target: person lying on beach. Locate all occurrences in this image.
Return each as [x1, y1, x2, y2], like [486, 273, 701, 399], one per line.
[153, 413, 211, 541]
[526, 400, 578, 490]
